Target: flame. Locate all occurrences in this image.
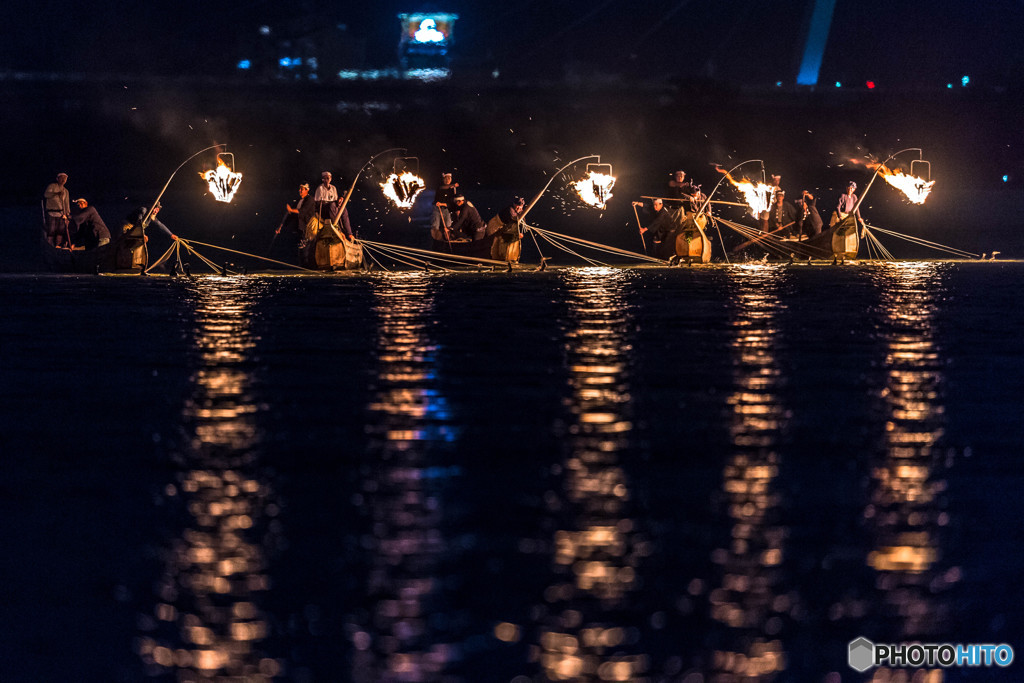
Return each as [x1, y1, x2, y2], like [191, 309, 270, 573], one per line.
[716, 168, 773, 218]
[380, 171, 426, 210]
[573, 171, 616, 209]
[200, 157, 243, 203]
[871, 162, 935, 204]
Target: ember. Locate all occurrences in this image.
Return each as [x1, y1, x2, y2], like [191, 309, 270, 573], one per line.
[200, 156, 243, 203]
[573, 170, 616, 210]
[381, 171, 426, 209]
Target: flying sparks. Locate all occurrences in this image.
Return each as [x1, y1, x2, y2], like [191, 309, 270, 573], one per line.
[381, 171, 426, 210]
[200, 157, 243, 203]
[716, 168, 773, 218]
[872, 163, 935, 204]
[573, 170, 616, 209]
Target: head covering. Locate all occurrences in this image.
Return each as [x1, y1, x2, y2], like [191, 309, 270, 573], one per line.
[776, 189, 786, 196]
[74, 197, 86, 203]
[322, 171, 332, 178]
[299, 183, 310, 190]
[847, 181, 857, 189]
[57, 173, 68, 179]
[454, 194, 465, 201]
[442, 171, 452, 176]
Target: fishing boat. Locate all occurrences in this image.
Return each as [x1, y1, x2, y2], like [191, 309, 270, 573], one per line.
[672, 213, 713, 264]
[311, 219, 365, 271]
[41, 236, 146, 274]
[777, 214, 860, 261]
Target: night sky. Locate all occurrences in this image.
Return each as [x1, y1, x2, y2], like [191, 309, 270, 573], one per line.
[3, 1, 1023, 87]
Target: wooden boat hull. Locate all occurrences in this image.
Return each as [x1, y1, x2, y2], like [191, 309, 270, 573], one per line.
[779, 215, 860, 260]
[673, 213, 712, 263]
[314, 232, 364, 271]
[41, 237, 141, 273]
[430, 237, 494, 260]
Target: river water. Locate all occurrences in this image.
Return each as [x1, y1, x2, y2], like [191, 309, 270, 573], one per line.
[1, 261, 1022, 682]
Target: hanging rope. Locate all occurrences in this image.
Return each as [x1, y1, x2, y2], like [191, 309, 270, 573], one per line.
[533, 229, 605, 266]
[526, 225, 667, 264]
[182, 239, 316, 271]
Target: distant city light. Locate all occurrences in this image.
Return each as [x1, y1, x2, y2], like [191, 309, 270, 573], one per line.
[776, 81, 783, 87]
[961, 75, 970, 87]
[259, 25, 271, 36]
[1004, 175, 1010, 183]
[237, 60, 251, 70]
[835, 81, 842, 87]
[947, 83, 953, 88]
[866, 80, 876, 89]
[279, 57, 301, 68]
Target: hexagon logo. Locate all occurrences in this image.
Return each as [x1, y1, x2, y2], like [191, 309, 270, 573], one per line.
[848, 637, 875, 672]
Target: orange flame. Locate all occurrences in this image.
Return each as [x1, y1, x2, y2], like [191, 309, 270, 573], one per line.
[380, 171, 426, 210]
[573, 170, 616, 209]
[199, 157, 243, 203]
[869, 162, 935, 204]
[716, 168, 773, 217]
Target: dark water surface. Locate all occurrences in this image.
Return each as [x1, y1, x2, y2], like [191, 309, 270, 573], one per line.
[1, 262, 1023, 682]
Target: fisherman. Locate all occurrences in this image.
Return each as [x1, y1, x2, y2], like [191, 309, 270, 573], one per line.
[70, 198, 111, 249]
[314, 171, 339, 224]
[120, 203, 177, 270]
[486, 196, 526, 262]
[282, 182, 314, 263]
[760, 173, 784, 231]
[767, 189, 798, 238]
[447, 194, 483, 240]
[633, 197, 681, 260]
[770, 188, 798, 239]
[431, 171, 459, 237]
[833, 181, 862, 227]
[667, 170, 690, 200]
[795, 190, 822, 239]
[43, 172, 72, 247]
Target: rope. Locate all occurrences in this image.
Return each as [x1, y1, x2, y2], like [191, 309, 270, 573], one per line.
[865, 224, 980, 259]
[362, 242, 452, 271]
[710, 216, 730, 265]
[143, 241, 179, 274]
[182, 239, 315, 271]
[527, 225, 667, 263]
[359, 239, 508, 267]
[534, 229, 605, 266]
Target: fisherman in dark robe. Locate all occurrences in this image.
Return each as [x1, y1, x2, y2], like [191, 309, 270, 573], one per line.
[633, 197, 682, 260]
[767, 189, 798, 239]
[70, 198, 111, 249]
[431, 171, 459, 237]
[282, 182, 314, 264]
[448, 194, 484, 241]
[795, 190, 823, 240]
[486, 196, 526, 262]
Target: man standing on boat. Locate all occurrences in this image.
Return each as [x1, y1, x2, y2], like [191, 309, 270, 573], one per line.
[431, 171, 459, 240]
[314, 171, 339, 224]
[767, 189, 798, 238]
[834, 181, 863, 230]
[43, 172, 72, 247]
[70, 198, 111, 249]
[795, 190, 823, 240]
[282, 182, 314, 263]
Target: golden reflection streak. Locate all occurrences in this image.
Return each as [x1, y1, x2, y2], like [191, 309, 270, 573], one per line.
[866, 263, 957, 683]
[709, 267, 790, 681]
[138, 279, 281, 681]
[349, 272, 458, 682]
[536, 267, 649, 682]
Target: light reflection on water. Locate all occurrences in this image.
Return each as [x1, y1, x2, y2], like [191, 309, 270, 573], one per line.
[535, 267, 649, 682]
[866, 263, 956, 682]
[709, 265, 790, 681]
[349, 271, 461, 681]
[138, 278, 281, 681]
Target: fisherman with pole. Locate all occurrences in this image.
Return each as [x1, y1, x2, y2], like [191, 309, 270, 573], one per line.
[43, 172, 72, 247]
[275, 182, 313, 261]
